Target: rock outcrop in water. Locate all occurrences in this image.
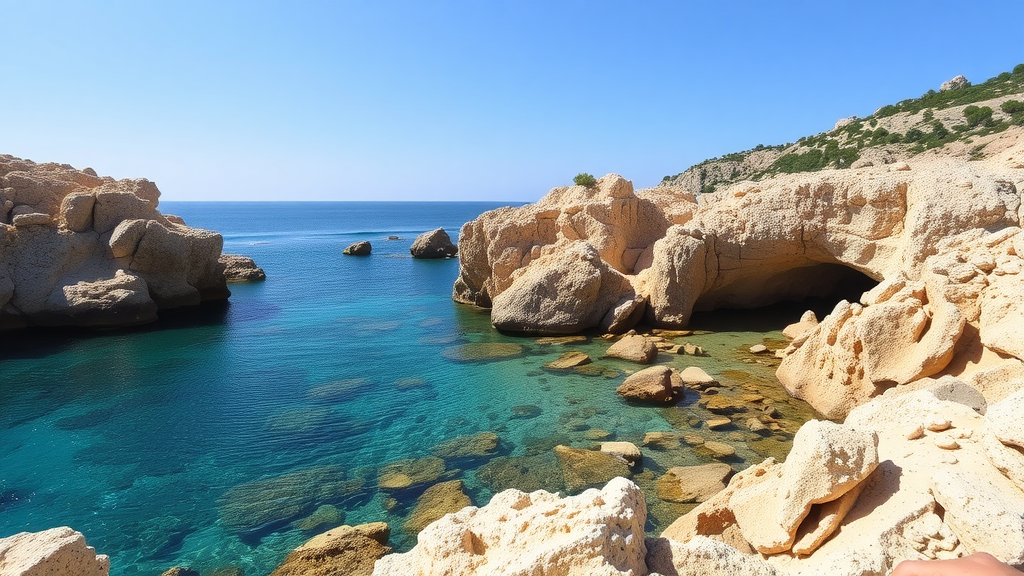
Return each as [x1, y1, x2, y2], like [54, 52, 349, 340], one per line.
[0, 155, 250, 331]
[410, 228, 457, 259]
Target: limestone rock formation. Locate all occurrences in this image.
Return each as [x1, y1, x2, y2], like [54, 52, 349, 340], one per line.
[269, 522, 391, 576]
[343, 241, 372, 256]
[0, 155, 235, 330]
[371, 477, 647, 576]
[940, 75, 970, 91]
[0, 527, 110, 576]
[615, 365, 684, 403]
[219, 254, 266, 282]
[453, 133, 1024, 420]
[403, 480, 472, 533]
[411, 228, 457, 259]
[655, 463, 733, 503]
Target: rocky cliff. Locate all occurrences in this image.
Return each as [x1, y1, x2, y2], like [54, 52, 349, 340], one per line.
[0, 155, 234, 331]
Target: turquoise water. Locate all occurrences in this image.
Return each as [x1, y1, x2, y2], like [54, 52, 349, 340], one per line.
[0, 202, 816, 576]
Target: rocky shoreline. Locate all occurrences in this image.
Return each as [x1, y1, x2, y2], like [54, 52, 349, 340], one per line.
[6, 112, 1024, 575]
[0, 155, 263, 332]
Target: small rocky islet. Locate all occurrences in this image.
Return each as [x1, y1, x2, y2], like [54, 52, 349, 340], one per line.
[8, 68, 1024, 575]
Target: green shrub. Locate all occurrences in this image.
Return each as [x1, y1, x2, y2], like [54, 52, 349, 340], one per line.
[1015, 63, 1024, 75]
[573, 173, 597, 188]
[1002, 100, 1024, 114]
[963, 105, 994, 128]
[904, 128, 925, 143]
[922, 109, 935, 122]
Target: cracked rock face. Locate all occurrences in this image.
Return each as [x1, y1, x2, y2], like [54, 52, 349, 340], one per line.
[372, 477, 647, 576]
[0, 154, 233, 330]
[454, 129, 1024, 419]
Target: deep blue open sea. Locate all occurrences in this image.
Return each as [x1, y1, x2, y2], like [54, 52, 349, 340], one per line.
[0, 202, 814, 576]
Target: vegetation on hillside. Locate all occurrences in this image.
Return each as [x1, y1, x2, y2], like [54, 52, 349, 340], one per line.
[573, 173, 597, 188]
[663, 63, 1024, 191]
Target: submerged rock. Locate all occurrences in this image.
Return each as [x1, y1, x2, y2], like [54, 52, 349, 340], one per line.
[655, 463, 733, 503]
[543, 351, 592, 369]
[377, 457, 447, 491]
[431, 431, 500, 460]
[441, 342, 523, 362]
[218, 465, 364, 534]
[553, 445, 631, 493]
[402, 480, 472, 533]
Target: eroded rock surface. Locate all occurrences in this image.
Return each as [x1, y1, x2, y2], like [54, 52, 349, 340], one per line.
[0, 155, 247, 330]
[372, 477, 647, 576]
[0, 527, 109, 576]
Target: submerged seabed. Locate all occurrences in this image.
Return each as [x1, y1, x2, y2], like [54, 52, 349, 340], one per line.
[0, 202, 817, 576]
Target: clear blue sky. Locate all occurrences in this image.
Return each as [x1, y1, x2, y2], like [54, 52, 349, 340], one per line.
[3, 1, 1023, 202]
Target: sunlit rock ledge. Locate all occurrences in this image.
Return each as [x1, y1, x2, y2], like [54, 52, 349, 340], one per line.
[0, 155, 262, 332]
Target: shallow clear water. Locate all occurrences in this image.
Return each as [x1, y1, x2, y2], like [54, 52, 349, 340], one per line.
[0, 202, 818, 576]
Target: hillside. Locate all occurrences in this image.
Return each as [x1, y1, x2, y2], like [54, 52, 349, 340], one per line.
[663, 63, 1024, 194]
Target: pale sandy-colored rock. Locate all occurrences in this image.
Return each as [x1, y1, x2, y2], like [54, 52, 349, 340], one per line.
[270, 522, 391, 576]
[655, 463, 733, 503]
[730, 420, 878, 554]
[491, 242, 637, 335]
[599, 441, 642, 466]
[679, 366, 717, 388]
[615, 365, 683, 403]
[749, 344, 768, 354]
[0, 527, 110, 576]
[0, 155, 236, 331]
[604, 333, 658, 363]
[646, 536, 779, 576]
[372, 477, 647, 576]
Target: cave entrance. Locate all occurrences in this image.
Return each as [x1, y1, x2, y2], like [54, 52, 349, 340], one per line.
[686, 263, 879, 332]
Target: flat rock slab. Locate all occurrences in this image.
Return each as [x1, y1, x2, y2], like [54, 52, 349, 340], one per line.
[655, 463, 734, 503]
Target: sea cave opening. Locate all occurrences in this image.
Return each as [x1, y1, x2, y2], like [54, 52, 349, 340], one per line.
[686, 262, 879, 333]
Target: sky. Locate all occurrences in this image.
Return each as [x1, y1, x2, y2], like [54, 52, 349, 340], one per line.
[3, 1, 1024, 202]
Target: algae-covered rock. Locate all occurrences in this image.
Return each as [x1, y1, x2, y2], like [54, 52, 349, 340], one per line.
[543, 351, 592, 369]
[475, 453, 565, 494]
[377, 457, 446, 491]
[441, 342, 524, 362]
[403, 480, 472, 533]
[291, 504, 344, 532]
[431, 431, 500, 460]
[218, 465, 364, 534]
[553, 445, 631, 493]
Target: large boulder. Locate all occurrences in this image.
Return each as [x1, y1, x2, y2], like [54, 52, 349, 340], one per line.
[371, 477, 647, 576]
[490, 242, 637, 334]
[343, 241, 372, 256]
[411, 228, 457, 259]
[269, 522, 391, 576]
[0, 527, 110, 576]
[605, 334, 659, 363]
[616, 365, 684, 403]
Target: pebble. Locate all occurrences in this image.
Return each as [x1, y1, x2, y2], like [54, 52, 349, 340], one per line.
[934, 436, 960, 450]
[681, 434, 705, 445]
[706, 417, 732, 430]
[905, 425, 925, 440]
[703, 441, 736, 458]
[749, 344, 768, 354]
[927, 419, 952, 432]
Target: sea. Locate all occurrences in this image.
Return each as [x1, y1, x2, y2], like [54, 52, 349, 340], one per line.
[0, 201, 819, 576]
